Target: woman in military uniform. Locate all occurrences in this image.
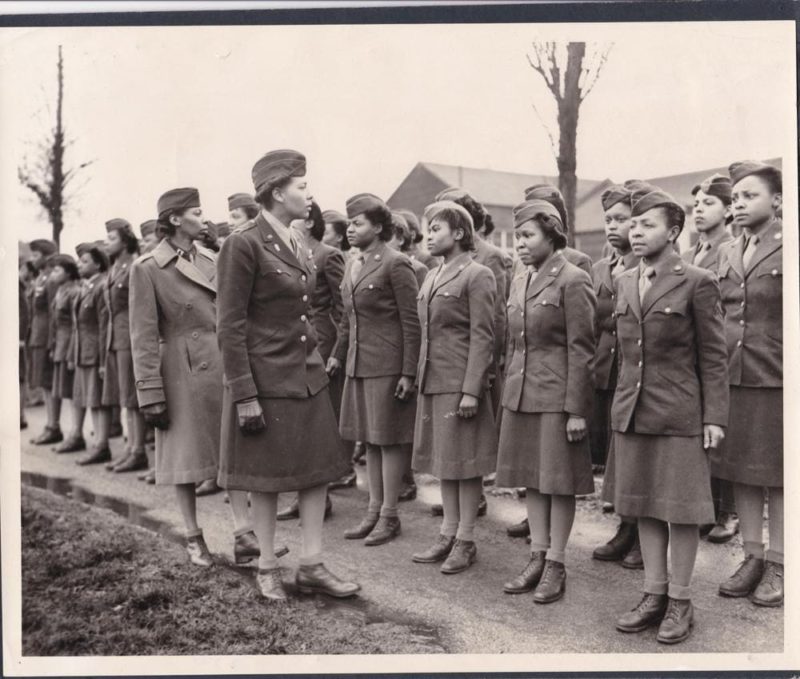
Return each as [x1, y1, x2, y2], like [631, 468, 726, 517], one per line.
[591, 184, 643, 570]
[685, 174, 738, 544]
[130, 187, 262, 569]
[217, 151, 358, 601]
[411, 201, 497, 574]
[612, 187, 728, 645]
[328, 193, 421, 547]
[72, 242, 113, 465]
[102, 219, 148, 473]
[27, 239, 62, 445]
[228, 192, 260, 228]
[47, 255, 82, 453]
[321, 209, 352, 256]
[711, 161, 784, 607]
[496, 199, 596, 604]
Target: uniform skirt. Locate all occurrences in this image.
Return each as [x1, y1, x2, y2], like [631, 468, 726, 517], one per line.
[102, 349, 139, 409]
[73, 365, 103, 409]
[710, 386, 783, 488]
[495, 410, 594, 495]
[51, 361, 74, 400]
[613, 431, 714, 525]
[27, 347, 53, 390]
[340, 375, 416, 446]
[412, 391, 498, 480]
[219, 386, 349, 493]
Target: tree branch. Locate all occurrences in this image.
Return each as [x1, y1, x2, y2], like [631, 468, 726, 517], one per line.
[579, 43, 613, 102]
[530, 102, 558, 160]
[527, 41, 562, 102]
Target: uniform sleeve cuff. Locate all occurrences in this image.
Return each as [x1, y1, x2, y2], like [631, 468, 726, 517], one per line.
[227, 374, 258, 403]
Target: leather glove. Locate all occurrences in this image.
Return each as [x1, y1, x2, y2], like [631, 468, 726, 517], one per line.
[141, 402, 170, 430]
[236, 398, 266, 436]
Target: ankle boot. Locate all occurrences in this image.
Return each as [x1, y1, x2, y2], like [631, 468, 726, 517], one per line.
[32, 426, 63, 446]
[506, 517, 530, 538]
[750, 560, 783, 607]
[256, 568, 288, 601]
[707, 511, 739, 544]
[54, 435, 86, 453]
[616, 592, 669, 632]
[503, 551, 546, 594]
[719, 554, 765, 597]
[76, 445, 112, 465]
[114, 450, 149, 473]
[234, 530, 261, 565]
[296, 563, 361, 598]
[656, 598, 694, 644]
[621, 535, 644, 569]
[412, 534, 455, 563]
[364, 515, 401, 546]
[186, 533, 213, 567]
[441, 539, 477, 574]
[593, 520, 636, 561]
[344, 512, 380, 539]
[533, 560, 566, 604]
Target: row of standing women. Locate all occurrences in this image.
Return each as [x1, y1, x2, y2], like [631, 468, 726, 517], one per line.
[20, 151, 783, 647]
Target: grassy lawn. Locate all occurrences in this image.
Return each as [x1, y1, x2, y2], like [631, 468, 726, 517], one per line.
[21, 486, 443, 655]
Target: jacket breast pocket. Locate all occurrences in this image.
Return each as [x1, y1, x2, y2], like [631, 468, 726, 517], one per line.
[756, 263, 782, 280]
[258, 260, 292, 277]
[652, 300, 688, 317]
[434, 287, 461, 301]
[717, 260, 730, 280]
[531, 293, 561, 311]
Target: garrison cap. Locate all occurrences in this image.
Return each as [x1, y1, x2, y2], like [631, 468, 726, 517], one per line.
[396, 208, 421, 233]
[49, 253, 78, 273]
[691, 173, 732, 203]
[228, 192, 258, 211]
[423, 200, 475, 231]
[391, 211, 411, 241]
[728, 160, 782, 190]
[322, 209, 348, 225]
[601, 184, 632, 211]
[346, 193, 386, 219]
[29, 239, 57, 257]
[623, 179, 657, 194]
[630, 187, 683, 218]
[512, 199, 564, 230]
[75, 242, 93, 258]
[105, 218, 133, 233]
[435, 187, 472, 203]
[140, 220, 158, 238]
[251, 149, 306, 196]
[157, 187, 200, 219]
[523, 184, 568, 230]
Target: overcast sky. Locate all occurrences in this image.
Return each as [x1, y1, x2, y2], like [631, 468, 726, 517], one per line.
[0, 19, 795, 253]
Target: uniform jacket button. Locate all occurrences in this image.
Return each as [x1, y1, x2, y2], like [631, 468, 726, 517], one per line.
[301, 314, 307, 322]
[302, 295, 308, 302]
[636, 381, 641, 388]
[368, 284, 374, 289]
[186, 303, 193, 309]
[199, 362, 208, 370]
[739, 320, 745, 326]
[610, 348, 615, 354]
[737, 340, 743, 347]
[192, 331, 199, 338]
[300, 335, 307, 342]
[301, 275, 307, 281]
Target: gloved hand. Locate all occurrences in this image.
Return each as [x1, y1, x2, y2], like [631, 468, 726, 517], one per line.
[237, 398, 266, 436]
[141, 402, 170, 430]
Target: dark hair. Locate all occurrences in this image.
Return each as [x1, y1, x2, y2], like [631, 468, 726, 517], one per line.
[50, 254, 80, 281]
[308, 202, 325, 242]
[107, 223, 140, 255]
[362, 205, 394, 242]
[255, 177, 292, 210]
[241, 204, 260, 220]
[327, 217, 351, 252]
[157, 207, 193, 237]
[448, 193, 486, 232]
[88, 247, 109, 272]
[746, 169, 782, 195]
[660, 204, 686, 234]
[483, 212, 496, 237]
[424, 204, 476, 252]
[534, 214, 568, 251]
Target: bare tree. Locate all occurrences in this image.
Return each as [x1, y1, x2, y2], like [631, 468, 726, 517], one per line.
[17, 45, 93, 249]
[527, 42, 612, 245]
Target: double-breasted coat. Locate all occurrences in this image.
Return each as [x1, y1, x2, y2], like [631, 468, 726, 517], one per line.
[216, 211, 347, 493]
[334, 240, 421, 446]
[710, 218, 783, 487]
[26, 269, 60, 389]
[129, 240, 220, 485]
[412, 254, 498, 479]
[496, 251, 596, 494]
[610, 253, 729, 523]
[102, 256, 138, 408]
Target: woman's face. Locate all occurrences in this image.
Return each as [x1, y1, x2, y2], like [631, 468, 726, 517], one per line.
[105, 229, 124, 257]
[172, 206, 204, 240]
[29, 251, 44, 267]
[603, 202, 633, 250]
[322, 222, 342, 249]
[731, 175, 781, 231]
[229, 207, 249, 227]
[50, 265, 67, 285]
[514, 220, 553, 268]
[275, 176, 312, 221]
[427, 218, 460, 257]
[346, 213, 382, 249]
[141, 232, 158, 250]
[78, 252, 99, 278]
[629, 207, 678, 258]
[693, 190, 729, 233]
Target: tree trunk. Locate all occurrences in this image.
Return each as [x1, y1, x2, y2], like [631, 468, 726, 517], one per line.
[52, 45, 65, 248]
[556, 42, 584, 247]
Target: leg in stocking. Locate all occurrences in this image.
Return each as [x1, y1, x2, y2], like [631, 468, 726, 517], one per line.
[365, 444, 384, 514]
[175, 483, 199, 534]
[547, 494, 576, 564]
[298, 483, 327, 565]
[526, 488, 551, 554]
[668, 523, 699, 599]
[379, 444, 405, 518]
[638, 517, 669, 595]
[251, 492, 279, 570]
[456, 477, 483, 541]
[733, 483, 765, 558]
[228, 490, 253, 534]
[440, 479, 460, 537]
[766, 487, 783, 564]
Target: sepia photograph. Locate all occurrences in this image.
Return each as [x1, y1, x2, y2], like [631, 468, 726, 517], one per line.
[1, 1, 797, 675]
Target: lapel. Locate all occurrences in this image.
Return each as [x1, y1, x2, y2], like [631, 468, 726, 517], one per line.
[109, 258, 131, 286]
[525, 251, 565, 301]
[597, 257, 615, 295]
[745, 219, 782, 276]
[430, 253, 471, 296]
[642, 253, 687, 315]
[353, 242, 386, 290]
[152, 239, 216, 295]
[256, 212, 306, 273]
[193, 249, 218, 290]
[723, 235, 746, 281]
[619, 268, 642, 321]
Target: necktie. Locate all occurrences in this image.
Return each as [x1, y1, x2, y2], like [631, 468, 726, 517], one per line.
[639, 266, 655, 304]
[693, 242, 710, 265]
[611, 257, 626, 280]
[742, 235, 759, 269]
[350, 254, 365, 285]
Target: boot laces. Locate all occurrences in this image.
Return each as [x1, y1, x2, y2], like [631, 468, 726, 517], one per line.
[635, 593, 659, 612]
[664, 599, 683, 624]
[763, 562, 783, 586]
